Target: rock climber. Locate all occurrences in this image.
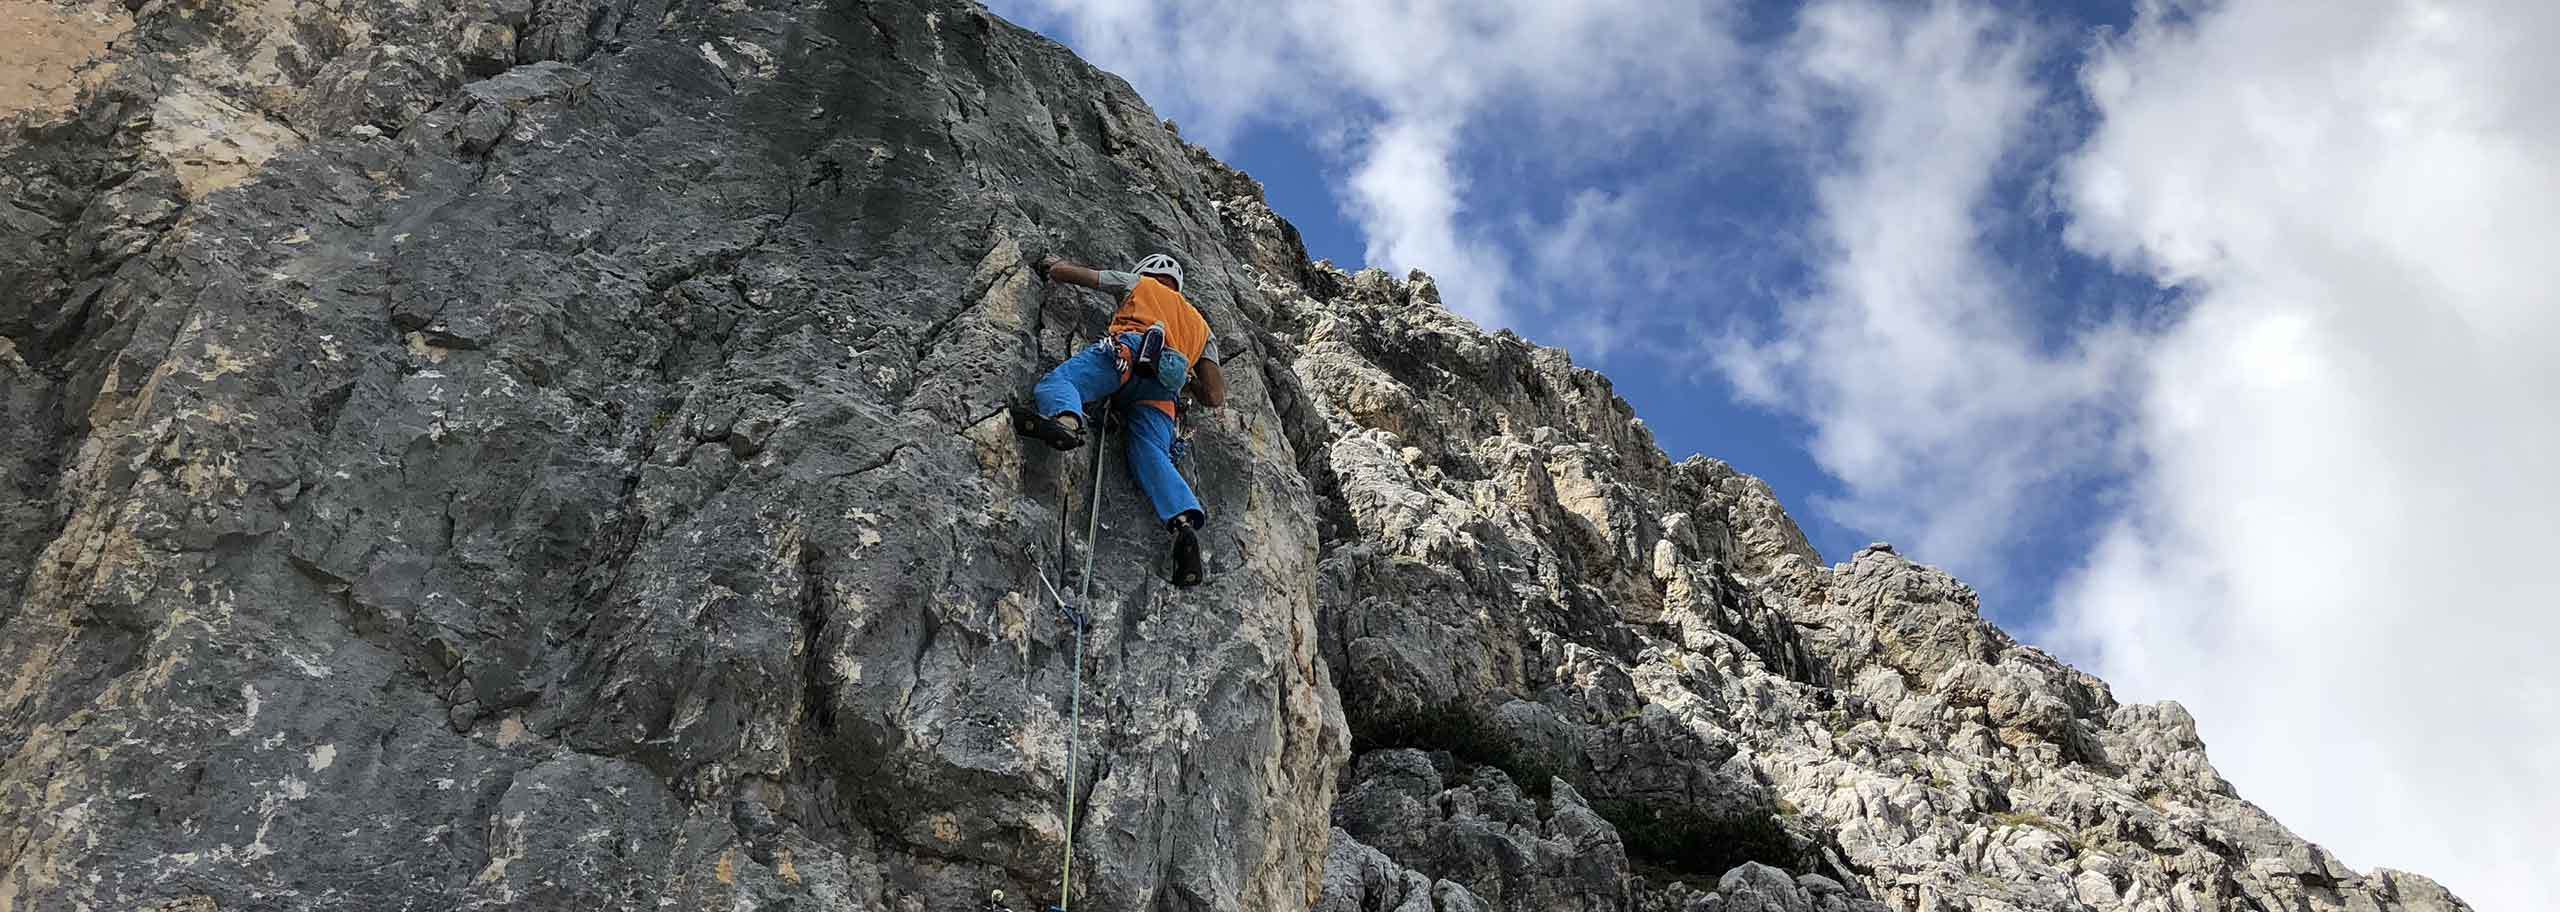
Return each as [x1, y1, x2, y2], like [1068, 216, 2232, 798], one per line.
[1017, 252, 1226, 587]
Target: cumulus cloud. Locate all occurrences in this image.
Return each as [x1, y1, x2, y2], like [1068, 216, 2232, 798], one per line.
[1714, 0, 2141, 574]
[1343, 116, 1513, 322]
[989, 0, 1744, 327]
[2052, 0, 2560, 905]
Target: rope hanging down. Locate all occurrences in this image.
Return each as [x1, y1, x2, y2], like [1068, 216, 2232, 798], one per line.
[1037, 408, 1108, 912]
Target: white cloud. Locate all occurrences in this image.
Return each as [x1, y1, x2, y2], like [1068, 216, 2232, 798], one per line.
[2052, 0, 2560, 906]
[989, 0, 1744, 328]
[1343, 116, 1513, 323]
[1713, 0, 2141, 574]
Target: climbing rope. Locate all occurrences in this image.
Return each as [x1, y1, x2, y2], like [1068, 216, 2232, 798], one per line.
[1080, 406, 1110, 613]
[1042, 404, 1109, 912]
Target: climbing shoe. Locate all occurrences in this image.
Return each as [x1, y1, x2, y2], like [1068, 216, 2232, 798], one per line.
[1169, 517, 1204, 588]
[1011, 405, 1085, 451]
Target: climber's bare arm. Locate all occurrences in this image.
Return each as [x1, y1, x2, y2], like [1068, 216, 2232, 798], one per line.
[1039, 255, 1103, 289]
[1190, 358, 1227, 408]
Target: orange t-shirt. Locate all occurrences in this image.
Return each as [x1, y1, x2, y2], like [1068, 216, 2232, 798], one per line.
[1100, 273, 1217, 366]
[1096, 271, 1217, 417]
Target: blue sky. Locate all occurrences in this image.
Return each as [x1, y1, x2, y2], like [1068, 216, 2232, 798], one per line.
[989, 2, 2560, 906]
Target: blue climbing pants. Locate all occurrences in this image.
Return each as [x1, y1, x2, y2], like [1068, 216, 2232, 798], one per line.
[1033, 334, 1203, 528]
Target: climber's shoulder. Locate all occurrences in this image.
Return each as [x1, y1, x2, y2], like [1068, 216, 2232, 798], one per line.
[1095, 269, 1144, 296]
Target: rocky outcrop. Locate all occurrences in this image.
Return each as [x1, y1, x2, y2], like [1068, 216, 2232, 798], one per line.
[0, 1, 2470, 911]
[1224, 201, 2472, 911]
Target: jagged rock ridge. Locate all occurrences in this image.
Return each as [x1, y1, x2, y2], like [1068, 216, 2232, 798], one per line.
[0, 1, 2471, 911]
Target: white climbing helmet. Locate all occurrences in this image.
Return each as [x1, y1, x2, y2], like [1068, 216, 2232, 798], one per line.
[1133, 253, 1183, 291]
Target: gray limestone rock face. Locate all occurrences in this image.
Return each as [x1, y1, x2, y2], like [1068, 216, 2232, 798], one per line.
[1717, 863, 1812, 912]
[1317, 827, 1485, 912]
[1, 2, 1342, 910]
[1333, 750, 1629, 912]
[0, 2, 2477, 912]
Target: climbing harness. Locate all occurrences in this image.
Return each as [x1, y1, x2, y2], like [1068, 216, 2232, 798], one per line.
[1035, 404, 1110, 912]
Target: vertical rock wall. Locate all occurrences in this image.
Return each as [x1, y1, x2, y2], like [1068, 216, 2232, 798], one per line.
[1, 2, 1341, 909]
